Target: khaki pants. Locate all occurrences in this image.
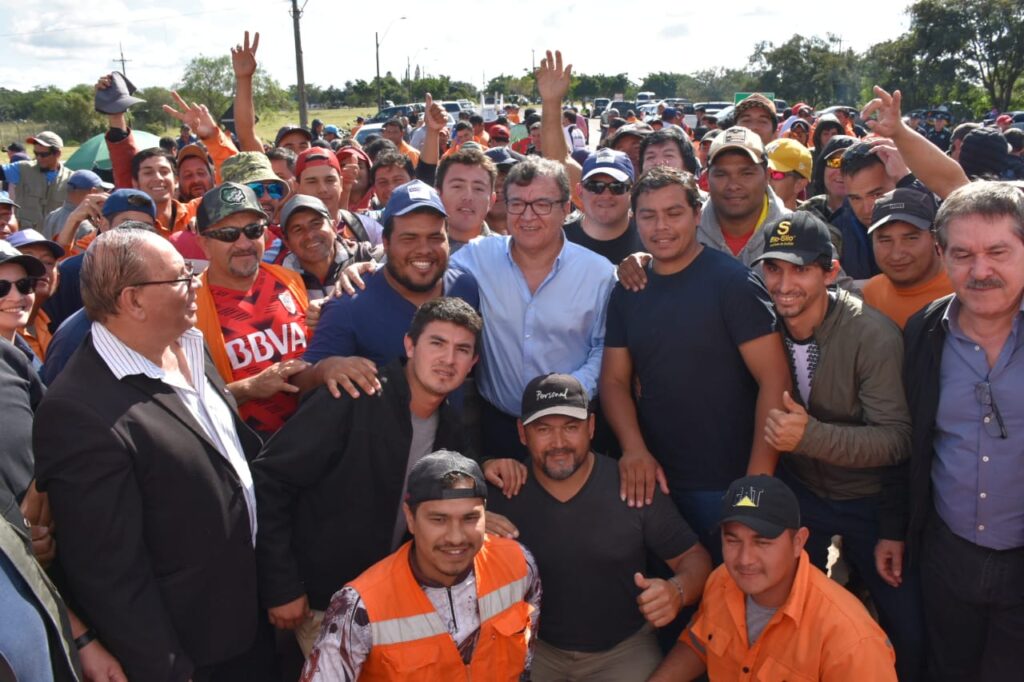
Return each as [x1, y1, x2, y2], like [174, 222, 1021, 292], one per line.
[294, 609, 326, 658]
[532, 624, 662, 682]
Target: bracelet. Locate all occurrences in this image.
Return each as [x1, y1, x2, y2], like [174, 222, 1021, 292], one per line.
[74, 630, 97, 650]
[668, 576, 686, 600]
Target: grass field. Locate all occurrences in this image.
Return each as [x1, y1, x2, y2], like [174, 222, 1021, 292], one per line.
[0, 106, 378, 160]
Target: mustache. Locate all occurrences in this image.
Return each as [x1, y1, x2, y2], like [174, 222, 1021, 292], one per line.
[544, 447, 575, 459]
[966, 277, 1003, 289]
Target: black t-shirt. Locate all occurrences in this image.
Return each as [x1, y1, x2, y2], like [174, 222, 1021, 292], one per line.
[563, 216, 644, 266]
[488, 453, 697, 652]
[605, 247, 777, 491]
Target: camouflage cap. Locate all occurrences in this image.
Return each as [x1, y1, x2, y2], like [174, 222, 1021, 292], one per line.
[221, 152, 281, 185]
[196, 182, 268, 232]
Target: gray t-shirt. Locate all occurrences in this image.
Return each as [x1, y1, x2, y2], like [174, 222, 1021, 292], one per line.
[390, 412, 440, 549]
[745, 594, 778, 645]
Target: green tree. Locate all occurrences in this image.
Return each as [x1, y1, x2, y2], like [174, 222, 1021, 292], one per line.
[176, 55, 291, 120]
[691, 68, 757, 101]
[31, 84, 103, 143]
[909, 0, 1024, 111]
[748, 34, 860, 106]
[129, 86, 178, 135]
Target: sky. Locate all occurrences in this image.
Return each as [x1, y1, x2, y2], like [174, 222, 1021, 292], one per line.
[0, 0, 914, 95]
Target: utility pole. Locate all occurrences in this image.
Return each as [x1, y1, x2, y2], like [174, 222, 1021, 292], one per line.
[290, 0, 309, 128]
[375, 31, 382, 112]
[112, 43, 131, 77]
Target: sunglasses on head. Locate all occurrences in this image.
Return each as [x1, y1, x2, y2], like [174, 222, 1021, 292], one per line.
[0, 277, 39, 297]
[202, 222, 267, 242]
[582, 179, 631, 195]
[825, 155, 844, 169]
[246, 182, 287, 200]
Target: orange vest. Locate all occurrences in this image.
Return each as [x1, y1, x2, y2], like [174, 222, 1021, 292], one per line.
[195, 263, 309, 382]
[351, 536, 533, 682]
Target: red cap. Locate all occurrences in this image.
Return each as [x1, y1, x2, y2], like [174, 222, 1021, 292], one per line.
[997, 114, 1013, 125]
[336, 146, 371, 168]
[488, 124, 511, 140]
[295, 147, 341, 180]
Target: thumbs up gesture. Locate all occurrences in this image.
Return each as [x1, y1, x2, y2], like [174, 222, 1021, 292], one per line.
[765, 390, 809, 452]
[634, 572, 683, 627]
[424, 92, 448, 133]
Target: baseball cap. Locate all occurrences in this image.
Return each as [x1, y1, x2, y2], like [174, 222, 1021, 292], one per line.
[67, 169, 114, 191]
[176, 143, 209, 166]
[521, 373, 590, 425]
[94, 72, 145, 115]
[661, 107, 680, 121]
[996, 114, 1012, 126]
[959, 127, 1012, 178]
[709, 126, 766, 165]
[6, 228, 65, 259]
[26, 131, 63, 150]
[221, 152, 281, 185]
[701, 129, 722, 144]
[294, 148, 342, 180]
[489, 124, 511, 141]
[752, 211, 835, 267]
[820, 135, 858, 161]
[102, 189, 156, 219]
[405, 450, 488, 506]
[323, 124, 340, 136]
[381, 180, 447, 227]
[0, 191, 19, 209]
[0, 239, 45, 279]
[719, 475, 801, 539]
[868, 188, 938, 234]
[766, 138, 812, 180]
[582, 148, 635, 182]
[735, 93, 778, 126]
[274, 125, 312, 147]
[610, 123, 652, 147]
[5, 142, 25, 153]
[196, 183, 268, 232]
[484, 147, 520, 170]
[279, 194, 332, 228]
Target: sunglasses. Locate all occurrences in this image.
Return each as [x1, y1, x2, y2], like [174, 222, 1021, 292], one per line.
[202, 222, 267, 242]
[825, 155, 844, 169]
[582, 180, 631, 195]
[976, 381, 1008, 439]
[33, 148, 56, 158]
[769, 170, 798, 181]
[246, 182, 287, 200]
[0, 277, 38, 297]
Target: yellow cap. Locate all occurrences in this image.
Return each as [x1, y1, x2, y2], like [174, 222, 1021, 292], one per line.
[765, 138, 812, 180]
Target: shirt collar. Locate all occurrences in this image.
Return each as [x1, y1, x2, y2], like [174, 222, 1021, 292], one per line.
[91, 321, 207, 388]
[503, 232, 567, 270]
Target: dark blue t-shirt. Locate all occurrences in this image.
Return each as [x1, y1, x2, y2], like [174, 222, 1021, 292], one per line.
[303, 267, 480, 365]
[43, 254, 84, 332]
[40, 308, 90, 385]
[605, 247, 777, 491]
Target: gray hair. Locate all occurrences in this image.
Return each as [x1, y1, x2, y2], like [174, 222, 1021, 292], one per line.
[503, 157, 570, 203]
[81, 230, 162, 322]
[934, 180, 1024, 249]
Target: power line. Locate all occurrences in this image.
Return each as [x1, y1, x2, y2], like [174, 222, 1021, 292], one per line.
[112, 43, 132, 77]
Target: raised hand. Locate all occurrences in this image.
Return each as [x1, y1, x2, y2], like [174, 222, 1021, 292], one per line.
[231, 31, 260, 79]
[162, 91, 218, 140]
[536, 50, 572, 103]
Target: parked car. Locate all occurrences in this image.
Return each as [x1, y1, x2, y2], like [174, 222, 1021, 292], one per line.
[593, 97, 611, 117]
[367, 103, 425, 124]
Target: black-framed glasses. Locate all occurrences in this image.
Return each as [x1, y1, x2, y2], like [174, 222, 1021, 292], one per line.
[246, 182, 287, 200]
[975, 381, 1008, 439]
[506, 197, 563, 215]
[0, 277, 39, 297]
[127, 263, 197, 290]
[202, 222, 267, 243]
[582, 180, 631, 196]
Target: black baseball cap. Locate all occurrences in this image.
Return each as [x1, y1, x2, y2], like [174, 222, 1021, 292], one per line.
[521, 373, 589, 426]
[752, 211, 835, 267]
[405, 450, 488, 506]
[719, 475, 801, 539]
[868, 188, 938, 234]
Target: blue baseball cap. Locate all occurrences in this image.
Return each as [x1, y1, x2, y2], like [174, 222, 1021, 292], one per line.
[102, 189, 157, 220]
[484, 147, 520, 170]
[662, 107, 680, 120]
[381, 180, 447, 227]
[581, 148, 635, 182]
[0, 191, 18, 208]
[6, 228, 65, 259]
[67, 169, 113, 191]
[324, 124, 340, 136]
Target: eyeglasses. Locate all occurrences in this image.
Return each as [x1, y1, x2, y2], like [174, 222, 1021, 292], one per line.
[126, 263, 197, 290]
[825, 155, 844, 169]
[202, 222, 267, 242]
[582, 180, 631, 195]
[246, 182, 287, 200]
[506, 197, 563, 215]
[0, 277, 38, 297]
[34, 148, 56, 158]
[975, 381, 1008, 439]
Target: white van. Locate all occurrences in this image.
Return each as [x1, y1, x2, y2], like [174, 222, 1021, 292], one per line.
[636, 91, 656, 105]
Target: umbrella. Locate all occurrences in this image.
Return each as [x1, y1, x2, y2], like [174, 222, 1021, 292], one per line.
[65, 131, 162, 172]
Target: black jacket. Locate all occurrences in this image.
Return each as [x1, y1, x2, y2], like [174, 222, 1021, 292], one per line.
[878, 295, 954, 563]
[252, 360, 465, 610]
[33, 335, 264, 682]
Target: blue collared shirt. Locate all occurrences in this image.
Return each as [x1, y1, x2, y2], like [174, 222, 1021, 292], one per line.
[932, 297, 1024, 550]
[450, 235, 616, 415]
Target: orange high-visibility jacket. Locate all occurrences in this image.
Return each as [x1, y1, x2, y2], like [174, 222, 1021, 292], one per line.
[351, 535, 533, 681]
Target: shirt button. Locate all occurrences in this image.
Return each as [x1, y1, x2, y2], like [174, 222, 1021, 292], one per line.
[979, 524, 986, 531]
[984, 416, 991, 424]
[742, 666, 750, 674]
[980, 492, 987, 499]
[974, 345, 981, 351]
[983, 456, 990, 462]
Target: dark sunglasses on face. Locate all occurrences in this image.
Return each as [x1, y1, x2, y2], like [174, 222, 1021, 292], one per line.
[0, 277, 39, 297]
[583, 179, 631, 195]
[246, 182, 287, 200]
[34, 148, 56, 158]
[202, 222, 267, 242]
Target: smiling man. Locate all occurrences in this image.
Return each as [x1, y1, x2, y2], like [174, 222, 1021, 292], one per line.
[563, 149, 644, 265]
[436, 146, 498, 252]
[650, 475, 896, 682]
[302, 449, 540, 681]
[253, 299, 488, 657]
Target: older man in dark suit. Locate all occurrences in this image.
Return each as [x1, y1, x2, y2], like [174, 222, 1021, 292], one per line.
[33, 229, 277, 681]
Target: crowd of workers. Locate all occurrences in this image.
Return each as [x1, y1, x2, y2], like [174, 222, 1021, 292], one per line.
[0, 35, 1021, 682]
